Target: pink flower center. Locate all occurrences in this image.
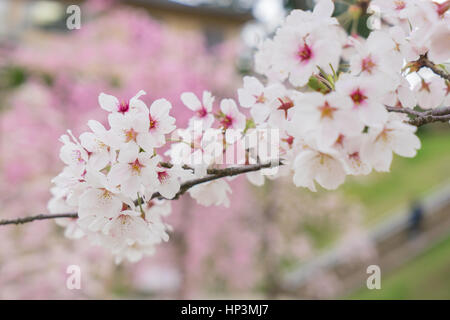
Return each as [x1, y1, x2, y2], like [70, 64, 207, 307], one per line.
[394, 1, 406, 10]
[361, 56, 376, 74]
[149, 115, 158, 130]
[196, 107, 208, 118]
[277, 97, 294, 119]
[420, 79, 431, 93]
[436, 1, 450, 17]
[349, 151, 360, 161]
[129, 158, 145, 174]
[117, 214, 130, 225]
[221, 115, 234, 129]
[254, 93, 266, 104]
[124, 128, 138, 142]
[318, 101, 337, 119]
[282, 135, 294, 148]
[118, 101, 129, 114]
[297, 42, 313, 63]
[376, 128, 393, 142]
[73, 150, 85, 164]
[157, 170, 169, 183]
[350, 88, 368, 106]
[100, 188, 112, 200]
[335, 134, 345, 146]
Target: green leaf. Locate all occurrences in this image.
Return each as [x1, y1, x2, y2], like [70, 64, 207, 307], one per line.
[307, 75, 330, 94]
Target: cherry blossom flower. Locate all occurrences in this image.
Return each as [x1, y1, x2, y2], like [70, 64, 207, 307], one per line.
[444, 82, 450, 106]
[334, 135, 372, 176]
[388, 26, 419, 62]
[426, 21, 450, 64]
[271, 27, 342, 87]
[77, 170, 125, 217]
[219, 98, 246, 131]
[99, 208, 170, 263]
[238, 76, 266, 109]
[245, 126, 281, 166]
[112, 241, 157, 264]
[284, 0, 338, 31]
[111, 240, 159, 264]
[79, 120, 120, 171]
[238, 76, 284, 124]
[254, 39, 287, 82]
[48, 186, 77, 215]
[59, 131, 88, 176]
[44, 0, 442, 265]
[335, 74, 392, 126]
[108, 150, 159, 198]
[181, 91, 215, 129]
[383, 76, 417, 109]
[341, 32, 363, 61]
[292, 146, 347, 191]
[289, 92, 364, 148]
[350, 30, 403, 77]
[267, 89, 302, 128]
[55, 218, 85, 240]
[48, 187, 85, 239]
[264, 0, 342, 87]
[188, 179, 232, 207]
[144, 199, 172, 221]
[371, 0, 418, 22]
[361, 113, 421, 172]
[103, 210, 147, 242]
[413, 73, 447, 109]
[145, 159, 192, 200]
[99, 90, 148, 115]
[146, 98, 177, 148]
[51, 166, 89, 207]
[108, 110, 151, 154]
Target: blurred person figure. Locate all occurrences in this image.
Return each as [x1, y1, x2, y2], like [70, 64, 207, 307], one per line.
[408, 199, 424, 239]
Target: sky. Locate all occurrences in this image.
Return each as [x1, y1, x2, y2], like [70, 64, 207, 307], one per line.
[170, 0, 286, 48]
[242, 0, 285, 48]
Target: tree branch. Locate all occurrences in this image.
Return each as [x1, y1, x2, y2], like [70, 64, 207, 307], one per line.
[416, 55, 450, 81]
[3, 101, 450, 227]
[0, 160, 283, 226]
[0, 213, 77, 226]
[386, 106, 450, 126]
[152, 160, 283, 200]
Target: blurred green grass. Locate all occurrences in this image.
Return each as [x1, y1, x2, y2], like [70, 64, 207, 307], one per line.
[343, 128, 450, 299]
[342, 129, 450, 225]
[348, 233, 450, 299]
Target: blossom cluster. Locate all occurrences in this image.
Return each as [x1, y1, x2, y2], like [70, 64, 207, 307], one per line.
[49, 0, 449, 263]
[1, 4, 246, 298]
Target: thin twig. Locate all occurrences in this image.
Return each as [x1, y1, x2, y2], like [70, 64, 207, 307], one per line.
[0, 213, 77, 226]
[386, 106, 450, 126]
[0, 160, 283, 226]
[152, 160, 283, 200]
[159, 162, 193, 171]
[416, 55, 450, 81]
